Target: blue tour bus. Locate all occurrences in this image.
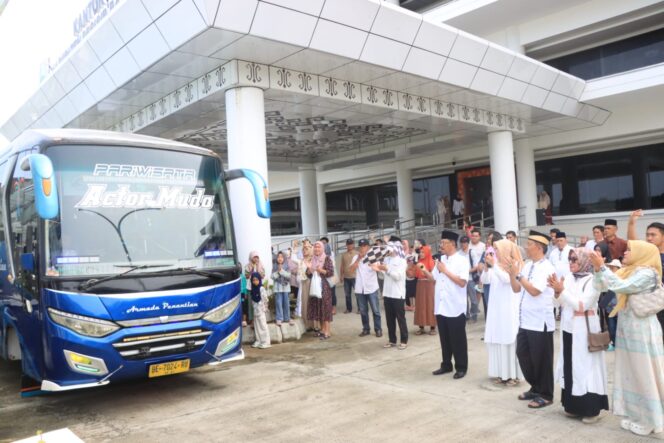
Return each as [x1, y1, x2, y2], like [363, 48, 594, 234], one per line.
[0, 129, 270, 395]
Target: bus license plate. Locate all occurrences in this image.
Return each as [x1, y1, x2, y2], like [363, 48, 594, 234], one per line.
[148, 359, 190, 378]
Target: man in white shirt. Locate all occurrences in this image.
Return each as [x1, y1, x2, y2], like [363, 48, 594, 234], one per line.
[584, 225, 605, 252]
[430, 230, 470, 379]
[507, 230, 556, 409]
[350, 239, 382, 338]
[468, 229, 486, 318]
[372, 239, 408, 349]
[549, 231, 572, 278]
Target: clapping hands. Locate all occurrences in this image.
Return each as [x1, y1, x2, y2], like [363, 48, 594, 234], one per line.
[547, 273, 565, 295]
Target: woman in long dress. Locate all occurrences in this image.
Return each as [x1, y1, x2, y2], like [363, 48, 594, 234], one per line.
[548, 248, 609, 423]
[591, 240, 664, 436]
[298, 242, 315, 332]
[414, 242, 436, 335]
[307, 241, 335, 340]
[484, 239, 523, 386]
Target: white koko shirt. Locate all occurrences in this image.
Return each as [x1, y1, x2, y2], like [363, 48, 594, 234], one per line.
[433, 251, 470, 317]
[351, 255, 379, 294]
[518, 258, 556, 332]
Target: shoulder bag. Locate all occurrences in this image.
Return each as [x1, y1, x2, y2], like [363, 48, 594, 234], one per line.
[582, 277, 610, 352]
[628, 271, 664, 318]
[585, 311, 610, 352]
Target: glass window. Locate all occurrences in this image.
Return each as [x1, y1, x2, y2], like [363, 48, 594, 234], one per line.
[647, 145, 664, 209]
[9, 152, 39, 293]
[545, 27, 664, 80]
[44, 145, 233, 277]
[536, 144, 664, 215]
[413, 174, 451, 223]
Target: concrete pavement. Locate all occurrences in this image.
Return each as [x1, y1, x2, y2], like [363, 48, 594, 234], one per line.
[0, 307, 657, 442]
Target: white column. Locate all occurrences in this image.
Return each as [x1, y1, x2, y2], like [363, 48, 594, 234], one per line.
[396, 161, 414, 223]
[515, 139, 538, 228]
[226, 87, 272, 274]
[298, 165, 319, 236]
[488, 131, 519, 234]
[317, 180, 327, 235]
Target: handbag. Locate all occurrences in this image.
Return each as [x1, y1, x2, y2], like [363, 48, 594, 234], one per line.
[628, 274, 664, 318]
[585, 311, 610, 352]
[309, 272, 322, 298]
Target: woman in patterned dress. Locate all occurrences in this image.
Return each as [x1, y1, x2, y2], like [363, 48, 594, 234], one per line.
[307, 241, 335, 340]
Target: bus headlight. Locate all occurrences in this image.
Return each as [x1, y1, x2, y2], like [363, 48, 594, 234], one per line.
[48, 308, 120, 337]
[202, 295, 240, 324]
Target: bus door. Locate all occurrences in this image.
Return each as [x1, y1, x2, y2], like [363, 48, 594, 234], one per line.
[7, 152, 44, 381]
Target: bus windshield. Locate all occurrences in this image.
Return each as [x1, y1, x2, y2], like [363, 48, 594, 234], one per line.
[44, 145, 234, 277]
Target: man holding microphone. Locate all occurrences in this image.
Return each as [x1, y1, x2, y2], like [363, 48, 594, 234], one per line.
[422, 230, 471, 379]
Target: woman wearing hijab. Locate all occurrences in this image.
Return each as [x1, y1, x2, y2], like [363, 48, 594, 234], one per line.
[297, 242, 315, 332]
[307, 241, 335, 340]
[548, 248, 608, 424]
[414, 240, 437, 335]
[484, 239, 523, 386]
[249, 272, 271, 349]
[591, 240, 664, 436]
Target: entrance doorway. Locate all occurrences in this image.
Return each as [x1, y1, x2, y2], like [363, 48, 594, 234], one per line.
[456, 167, 493, 227]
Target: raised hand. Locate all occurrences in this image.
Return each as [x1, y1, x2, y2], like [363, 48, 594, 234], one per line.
[589, 251, 605, 272]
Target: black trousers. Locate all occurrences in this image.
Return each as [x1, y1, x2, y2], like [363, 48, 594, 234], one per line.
[436, 314, 468, 372]
[516, 327, 554, 401]
[384, 298, 408, 344]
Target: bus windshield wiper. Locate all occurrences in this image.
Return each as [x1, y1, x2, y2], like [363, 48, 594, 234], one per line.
[78, 264, 174, 292]
[146, 266, 229, 279]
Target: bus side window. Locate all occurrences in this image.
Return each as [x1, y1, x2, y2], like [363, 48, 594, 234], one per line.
[9, 153, 39, 296]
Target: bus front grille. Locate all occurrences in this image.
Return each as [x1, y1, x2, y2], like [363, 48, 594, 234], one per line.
[112, 329, 212, 360]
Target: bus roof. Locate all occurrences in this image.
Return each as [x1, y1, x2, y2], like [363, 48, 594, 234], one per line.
[2, 129, 216, 159]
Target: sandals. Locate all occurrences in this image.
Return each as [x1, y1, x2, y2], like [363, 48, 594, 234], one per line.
[319, 335, 331, 340]
[527, 397, 552, 409]
[518, 391, 538, 401]
[428, 329, 437, 336]
[629, 422, 653, 436]
[415, 329, 425, 336]
[383, 343, 397, 348]
[398, 343, 407, 350]
[504, 379, 519, 387]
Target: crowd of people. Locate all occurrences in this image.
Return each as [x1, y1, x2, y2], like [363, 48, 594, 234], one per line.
[240, 210, 664, 437]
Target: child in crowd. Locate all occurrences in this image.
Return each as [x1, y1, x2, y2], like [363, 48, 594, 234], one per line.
[250, 272, 271, 349]
[272, 251, 293, 326]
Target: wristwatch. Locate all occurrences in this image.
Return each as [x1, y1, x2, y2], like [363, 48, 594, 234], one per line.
[515, 273, 523, 282]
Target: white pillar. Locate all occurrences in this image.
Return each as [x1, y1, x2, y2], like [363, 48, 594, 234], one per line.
[226, 87, 272, 274]
[317, 181, 327, 235]
[488, 131, 519, 234]
[396, 161, 414, 223]
[504, 26, 524, 54]
[298, 166, 320, 236]
[515, 139, 538, 228]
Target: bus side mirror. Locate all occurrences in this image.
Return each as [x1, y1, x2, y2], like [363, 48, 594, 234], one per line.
[224, 169, 271, 219]
[20, 154, 59, 219]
